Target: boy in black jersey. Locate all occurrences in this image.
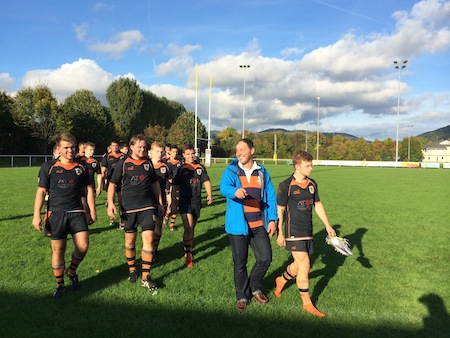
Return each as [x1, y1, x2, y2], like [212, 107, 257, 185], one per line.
[149, 141, 172, 257]
[164, 145, 182, 231]
[101, 140, 125, 227]
[32, 133, 96, 298]
[172, 144, 213, 267]
[274, 151, 336, 317]
[107, 135, 165, 290]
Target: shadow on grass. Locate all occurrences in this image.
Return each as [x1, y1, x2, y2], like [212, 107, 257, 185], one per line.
[0, 213, 34, 222]
[265, 225, 372, 305]
[2, 290, 446, 338]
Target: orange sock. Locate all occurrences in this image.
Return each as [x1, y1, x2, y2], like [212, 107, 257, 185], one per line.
[274, 268, 295, 298]
[303, 303, 326, 318]
[141, 250, 153, 281]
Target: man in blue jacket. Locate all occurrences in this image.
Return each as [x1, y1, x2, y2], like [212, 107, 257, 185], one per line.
[220, 138, 277, 312]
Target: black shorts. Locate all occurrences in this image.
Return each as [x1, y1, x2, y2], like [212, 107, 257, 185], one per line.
[45, 211, 88, 240]
[122, 209, 156, 233]
[178, 202, 201, 221]
[285, 239, 314, 254]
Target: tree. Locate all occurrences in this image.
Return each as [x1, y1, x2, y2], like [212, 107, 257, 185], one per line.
[11, 85, 60, 153]
[0, 91, 29, 153]
[214, 127, 240, 157]
[324, 135, 349, 160]
[106, 78, 143, 140]
[143, 124, 168, 144]
[167, 111, 207, 151]
[62, 89, 114, 151]
[347, 138, 371, 160]
[141, 90, 184, 129]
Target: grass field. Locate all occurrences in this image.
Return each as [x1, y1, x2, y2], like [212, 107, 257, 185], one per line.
[0, 165, 449, 338]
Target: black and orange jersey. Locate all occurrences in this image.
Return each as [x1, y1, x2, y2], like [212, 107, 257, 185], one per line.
[152, 161, 172, 197]
[101, 151, 124, 180]
[82, 157, 101, 188]
[276, 175, 320, 238]
[110, 157, 159, 212]
[38, 160, 91, 212]
[173, 163, 210, 205]
[166, 158, 182, 179]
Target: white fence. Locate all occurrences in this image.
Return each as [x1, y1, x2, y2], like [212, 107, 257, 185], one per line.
[0, 155, 446, 169]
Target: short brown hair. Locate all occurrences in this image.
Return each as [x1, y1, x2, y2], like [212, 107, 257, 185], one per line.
[56, 133, 76, 146]
[292, 151, 313, 166]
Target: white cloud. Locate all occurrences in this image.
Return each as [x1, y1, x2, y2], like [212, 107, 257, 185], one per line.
[89, 30, 145, 58]
[21, 59, 121, 103]
[0, 73, 16, 92]
[73, 23, 89, 42]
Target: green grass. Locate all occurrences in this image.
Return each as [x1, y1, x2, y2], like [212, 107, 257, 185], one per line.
[0, 165, 449, 337]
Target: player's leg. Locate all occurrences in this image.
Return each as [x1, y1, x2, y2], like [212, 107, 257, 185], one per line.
[140, 210, 157, 289]
[181, 213, 196, 267]
[293, 250, 325, 317]
[153, 214, 163, 258]
[67, 229, 89, 290]
[51, 238, 67, 298]
[124, 230, 138, 283]
[274, 259, 298, 298]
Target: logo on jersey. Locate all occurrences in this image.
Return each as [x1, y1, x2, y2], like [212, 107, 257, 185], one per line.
[196, 168, 202, 176]
[308, 185, 315, 194]
[57, 179, 69, 188]
[160, 166, 166, 174]
[144, 164, 150, 171]
[92, 163, 97, 168]
[75, 167, 82, 175]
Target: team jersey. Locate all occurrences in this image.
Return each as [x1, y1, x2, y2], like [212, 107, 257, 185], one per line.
[38, 160, 91, 212]
[276, 175, 320, 238]
[101, 151, 124, 180]
[82, 157, 101, 188]
[166, 158, 182, 178]
[173, 163, 210, 205]
[152, 161, 172, 198]
[110, 157, 159, 212]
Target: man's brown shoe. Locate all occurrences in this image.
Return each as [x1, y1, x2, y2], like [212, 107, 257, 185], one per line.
[252, 290, 269, 304]
[236, 299, 248, 312]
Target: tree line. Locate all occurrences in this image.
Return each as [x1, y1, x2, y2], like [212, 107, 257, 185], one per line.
[0, 79, 426, 161]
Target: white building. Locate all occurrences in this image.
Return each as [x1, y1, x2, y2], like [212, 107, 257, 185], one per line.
[422, 140, 450, 163]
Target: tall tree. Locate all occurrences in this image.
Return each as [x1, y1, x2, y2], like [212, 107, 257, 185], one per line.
[106, 78, 143, 140]
[143, 124, 168, 144]
[167, 111, 207, 151]
[62, 89, 114, 151]
[214, 127, 241, 157]
[141, 90, 184, 129]
[11, 85, 60, 153]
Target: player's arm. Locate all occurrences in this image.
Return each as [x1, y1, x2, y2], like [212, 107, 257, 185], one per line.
[32, 187, 47, 231]
[86, 185, 97, 223]
[152, 180, 165, 217]
[314, 201, 336, 237]
[276, 205, 286, 246]
[107, 182, 117, 219]
[96, 173, 102, 196]
[203, 180, 213, 205]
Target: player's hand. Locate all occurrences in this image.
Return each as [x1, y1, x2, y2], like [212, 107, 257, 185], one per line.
[267, 221, 277, 237]
[107, 204, 116, 220]
[90, 211, 97, 224]
[276, 234, 286, 247]
[96, 188, 102, 196]
[32, 216, 42, 232]
[158, 204, 165, 217]
[326, 225, 336, 237]
[207, 195, 213, 205]
[235, 188, 248, 199]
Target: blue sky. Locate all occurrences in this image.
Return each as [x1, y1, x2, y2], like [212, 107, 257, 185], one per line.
[1, 0, 449, 140]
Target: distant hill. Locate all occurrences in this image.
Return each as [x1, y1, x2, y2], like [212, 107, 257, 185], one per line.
[418, 125, 450, 142]
[260, 128, 358, 140]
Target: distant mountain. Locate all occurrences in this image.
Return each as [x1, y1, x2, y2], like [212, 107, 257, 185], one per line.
[259, 128, 359, 140]
[418, 125, 450, 142]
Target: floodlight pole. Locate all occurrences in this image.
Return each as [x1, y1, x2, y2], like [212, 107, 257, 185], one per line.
[316, 97, 320, 161]
[394, 60, 407, 162]
[239, 65, 250, 138]
[407, 124, 413, 162]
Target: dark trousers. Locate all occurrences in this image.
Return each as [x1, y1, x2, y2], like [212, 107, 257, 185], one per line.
[229, 226, 272, 300]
